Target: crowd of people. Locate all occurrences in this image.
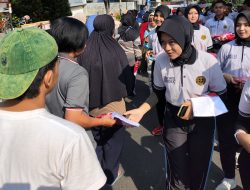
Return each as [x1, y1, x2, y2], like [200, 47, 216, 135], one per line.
[0, 0, 250, 189]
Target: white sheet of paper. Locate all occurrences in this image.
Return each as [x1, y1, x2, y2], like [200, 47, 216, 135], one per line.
[111, 112, 140, 127]
[191, 96, 228, 117]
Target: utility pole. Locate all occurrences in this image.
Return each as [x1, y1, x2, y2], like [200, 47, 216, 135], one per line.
[104, 0, 110, 14]
[119, 0, 121, 15]
[8, 1, 13, 30]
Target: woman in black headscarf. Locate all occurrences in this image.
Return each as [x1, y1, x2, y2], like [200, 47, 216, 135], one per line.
[118, 11, 140, 42]
[78, 14, 133, 186]
[215, 11, 250, 190]
[125, 16, 227, 189]
[184, 4, 213, 52]
[117, 11, 142, 96]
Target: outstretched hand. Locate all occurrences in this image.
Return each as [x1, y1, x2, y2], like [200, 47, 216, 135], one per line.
[98, 113, 117, 127]
[124, 108, 145, 123]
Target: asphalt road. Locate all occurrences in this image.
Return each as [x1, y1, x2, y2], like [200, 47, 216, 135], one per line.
[102, 74, 243, 190]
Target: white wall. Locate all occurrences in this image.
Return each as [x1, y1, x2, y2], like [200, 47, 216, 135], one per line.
[71, 6, 86, 23]
[80, 2, 136, 16]
[69, 0, 87, 6]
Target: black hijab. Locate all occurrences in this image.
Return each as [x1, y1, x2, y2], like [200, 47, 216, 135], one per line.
[155, 5, 171, 20]
[235, 11, 250, 47]
[184, 4, 201, 30]
[154, 5, 171, 32]
[118, 12, 140, 42]
[78, 14, 130, 109]
[157, 15, 197, 67]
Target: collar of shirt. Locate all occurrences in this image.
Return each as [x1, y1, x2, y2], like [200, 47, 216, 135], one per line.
[58, 53, 79, 65]
[214, 16, 225, 21]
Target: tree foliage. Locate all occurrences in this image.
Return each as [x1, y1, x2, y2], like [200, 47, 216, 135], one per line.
[12, 0, 72, 22]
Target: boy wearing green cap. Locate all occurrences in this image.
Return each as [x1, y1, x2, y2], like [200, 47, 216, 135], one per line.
[0, 28, 106, 189]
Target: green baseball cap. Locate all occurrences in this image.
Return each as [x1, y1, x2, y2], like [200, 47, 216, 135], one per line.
[0, 28, 58, 99]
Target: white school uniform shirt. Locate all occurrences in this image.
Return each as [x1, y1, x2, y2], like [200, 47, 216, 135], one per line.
[153, 50, 227, 106]
[192, 25, 213, 51]
[239, 79, 250, 117]
[148, 29, 164, 57]
[218, 40, 250, 78]
[205, 16, 234, 36]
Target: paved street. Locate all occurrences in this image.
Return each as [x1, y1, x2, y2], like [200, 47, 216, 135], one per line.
[102, 74, 243, 190]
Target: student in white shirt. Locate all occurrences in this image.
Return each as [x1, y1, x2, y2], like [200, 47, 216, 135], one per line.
[216, 10, 250, 190]
[125, 16, 227, 190]
[235, 79, 250, 190]
[205, 0, 234, 52]
[185, 4, 213, 52]
[146, 5, 170, 136]
[205, 0, 234, 36]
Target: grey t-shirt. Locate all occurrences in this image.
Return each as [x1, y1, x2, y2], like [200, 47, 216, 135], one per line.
[46, 54, 97, 147]
[46, 53, 89, 118]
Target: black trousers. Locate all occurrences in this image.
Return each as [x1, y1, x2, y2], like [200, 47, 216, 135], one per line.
[92, 125, 125, 184]
[216, 112, 238, 178]
[163, 114, 215, 190]
[239, 149, 250, 190]
[216, 85, 240, 178]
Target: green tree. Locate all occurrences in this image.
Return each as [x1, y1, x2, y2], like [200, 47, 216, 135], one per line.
[12, 0, 44, 22]
[12, 0, 72, 22]
[42, 0, 72, 21]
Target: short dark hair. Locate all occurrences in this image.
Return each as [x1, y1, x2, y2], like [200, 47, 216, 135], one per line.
[17, 56, 58, 100]
[49, 17, 89, 53]
[212, 0, 226, 7]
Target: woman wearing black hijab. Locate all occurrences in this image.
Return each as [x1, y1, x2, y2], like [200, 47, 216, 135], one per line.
[184, 4, 213, 52]
[216, 11, 250, 190]
[78, 14, 133, 186]
[125, 16, 227, 189]
[117, 11, 142, 96]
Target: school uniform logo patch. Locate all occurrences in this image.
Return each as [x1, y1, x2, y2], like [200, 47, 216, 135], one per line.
[164, 77, 175, 84]
[196, 76, 206, 86]
[201, 35, 207, 40]
[1, 56, 7, 66]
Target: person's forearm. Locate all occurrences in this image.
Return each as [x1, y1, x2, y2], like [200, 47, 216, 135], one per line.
[146, 88, 166, 108]
[65, 111, 105, 128]
[237, 133, 250, 153]
[138, 102, 151, 115]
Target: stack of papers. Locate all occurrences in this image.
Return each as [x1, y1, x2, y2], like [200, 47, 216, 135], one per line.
[191, 96, 228, 117]
[111, 112, 140, 127]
